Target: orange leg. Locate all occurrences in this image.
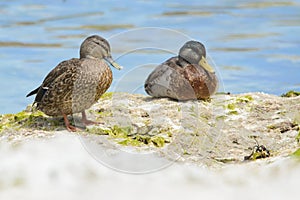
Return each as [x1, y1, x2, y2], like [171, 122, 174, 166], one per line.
[62, 113, 78, 132]
[81, 110, 102, 125]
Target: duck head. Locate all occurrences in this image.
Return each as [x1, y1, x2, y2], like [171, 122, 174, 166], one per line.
[178, 40, 214, 73]
[80, 35, 122, 70]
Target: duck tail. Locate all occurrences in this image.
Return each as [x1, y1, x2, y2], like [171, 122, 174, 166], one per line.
[26, 87, 40, 97]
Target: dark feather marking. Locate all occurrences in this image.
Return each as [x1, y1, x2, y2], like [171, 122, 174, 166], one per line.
[26, 87, 40, 97]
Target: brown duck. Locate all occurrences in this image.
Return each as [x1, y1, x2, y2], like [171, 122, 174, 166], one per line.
[26, 35, 122, 131]
[144, 40, 218, 100]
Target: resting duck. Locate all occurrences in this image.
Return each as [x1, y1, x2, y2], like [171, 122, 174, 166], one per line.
[144, 40, 218, 101]
[26, 35, 122, 131]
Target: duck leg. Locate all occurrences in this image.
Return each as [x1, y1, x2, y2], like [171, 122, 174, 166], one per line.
[81, 110, 101, 125]
[62, 113, 78, 132]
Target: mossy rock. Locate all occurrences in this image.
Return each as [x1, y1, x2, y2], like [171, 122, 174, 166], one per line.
[87, 125, 170, 148]
[0, 110, 63, 132]
[100, 92, 114, 100]
[281, 90, 300, 97]
[226, 103, 236, 110]
[236, 95, 253, 103]
[292, 148, 300, 158]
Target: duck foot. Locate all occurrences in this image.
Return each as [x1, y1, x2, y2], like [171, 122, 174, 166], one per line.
[62, 111, 102, 132]
[66, 124, 80, 132]
[62, 113, 81, 132]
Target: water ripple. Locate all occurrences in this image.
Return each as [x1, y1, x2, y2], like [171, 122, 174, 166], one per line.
[0, 41, 61, 48]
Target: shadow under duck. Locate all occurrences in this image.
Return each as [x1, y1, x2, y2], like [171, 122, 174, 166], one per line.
[144, 41, 218, 101]
[26, 35, 122, 131]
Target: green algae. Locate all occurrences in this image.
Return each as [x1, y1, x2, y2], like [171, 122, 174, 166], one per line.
[225, 103, 238, 115]
[252, 151, 267, 160]
[110, 126, 132, 138]
[236, 95, 253, 103]
[0, 110, 63, 132]
[182, 149, 192, 155]
[281, 90, 300, 97]
[118, 138, 143, 146]
[87, 125, 170, 147]
[223, 95, 254, 115]
[85, 127, 111, 135]
[118, 134, 168, 147]
[118, 133, 168, 147]
[151, 136, 168, 147]
[292, 148, 300, 158]
[100, 92, 114, 100]
[87, 125, 132, 137]
[244, 148, 271, 161]
[229, 110, 239, 115]
[166, 131, 172, 137]
[244, 139, 271, 161]
[226, 103, 236, 110]
[132, 135, 151, 145]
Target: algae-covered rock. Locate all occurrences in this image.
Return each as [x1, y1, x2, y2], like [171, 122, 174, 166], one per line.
[85, 92, 300, 167]
[1, 92, 300, 168]
[86, 124, 170, 147]
[281, 90, 300, 97]
[0, 107, 68, 141]
[0, 109, 62, 133]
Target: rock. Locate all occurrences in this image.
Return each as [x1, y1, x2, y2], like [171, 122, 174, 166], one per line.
[1, 92, 300, 168]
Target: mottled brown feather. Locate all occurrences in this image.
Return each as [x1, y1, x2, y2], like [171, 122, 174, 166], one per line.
[35, 58, 112, 116]
[145, 56, 217, 100]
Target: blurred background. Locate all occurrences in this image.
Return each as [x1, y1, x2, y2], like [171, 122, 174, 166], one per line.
[0, 0, 300, 114]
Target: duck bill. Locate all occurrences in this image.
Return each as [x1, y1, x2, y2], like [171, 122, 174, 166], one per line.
[199, 56, 214, 73]
[105, 57, 123, 70]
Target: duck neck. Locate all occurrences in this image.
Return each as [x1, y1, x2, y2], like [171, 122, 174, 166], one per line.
[81, 55, 100, 60]
[178, 56, 191, 67]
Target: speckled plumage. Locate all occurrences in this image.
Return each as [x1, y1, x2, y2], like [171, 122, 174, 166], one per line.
[144, 41, 218, 100]
[27, 35, 122, 131]
[35, 58, 112, 116]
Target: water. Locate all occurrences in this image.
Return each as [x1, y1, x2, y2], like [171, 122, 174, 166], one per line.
[0, 0, 300, 114]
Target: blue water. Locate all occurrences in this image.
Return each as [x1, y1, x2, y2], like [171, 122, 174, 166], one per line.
[0, 0, 299, 114]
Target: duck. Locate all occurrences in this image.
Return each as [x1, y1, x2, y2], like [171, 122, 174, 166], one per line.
[144, 40, 218, 101]
[26, 35, 122, 131]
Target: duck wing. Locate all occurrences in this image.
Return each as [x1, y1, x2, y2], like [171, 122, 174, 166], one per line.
[32, 58, 80, 103]
[26, 58, 79, 98]
[183, 64, 218, 99]
[145, 57, 196, 100]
